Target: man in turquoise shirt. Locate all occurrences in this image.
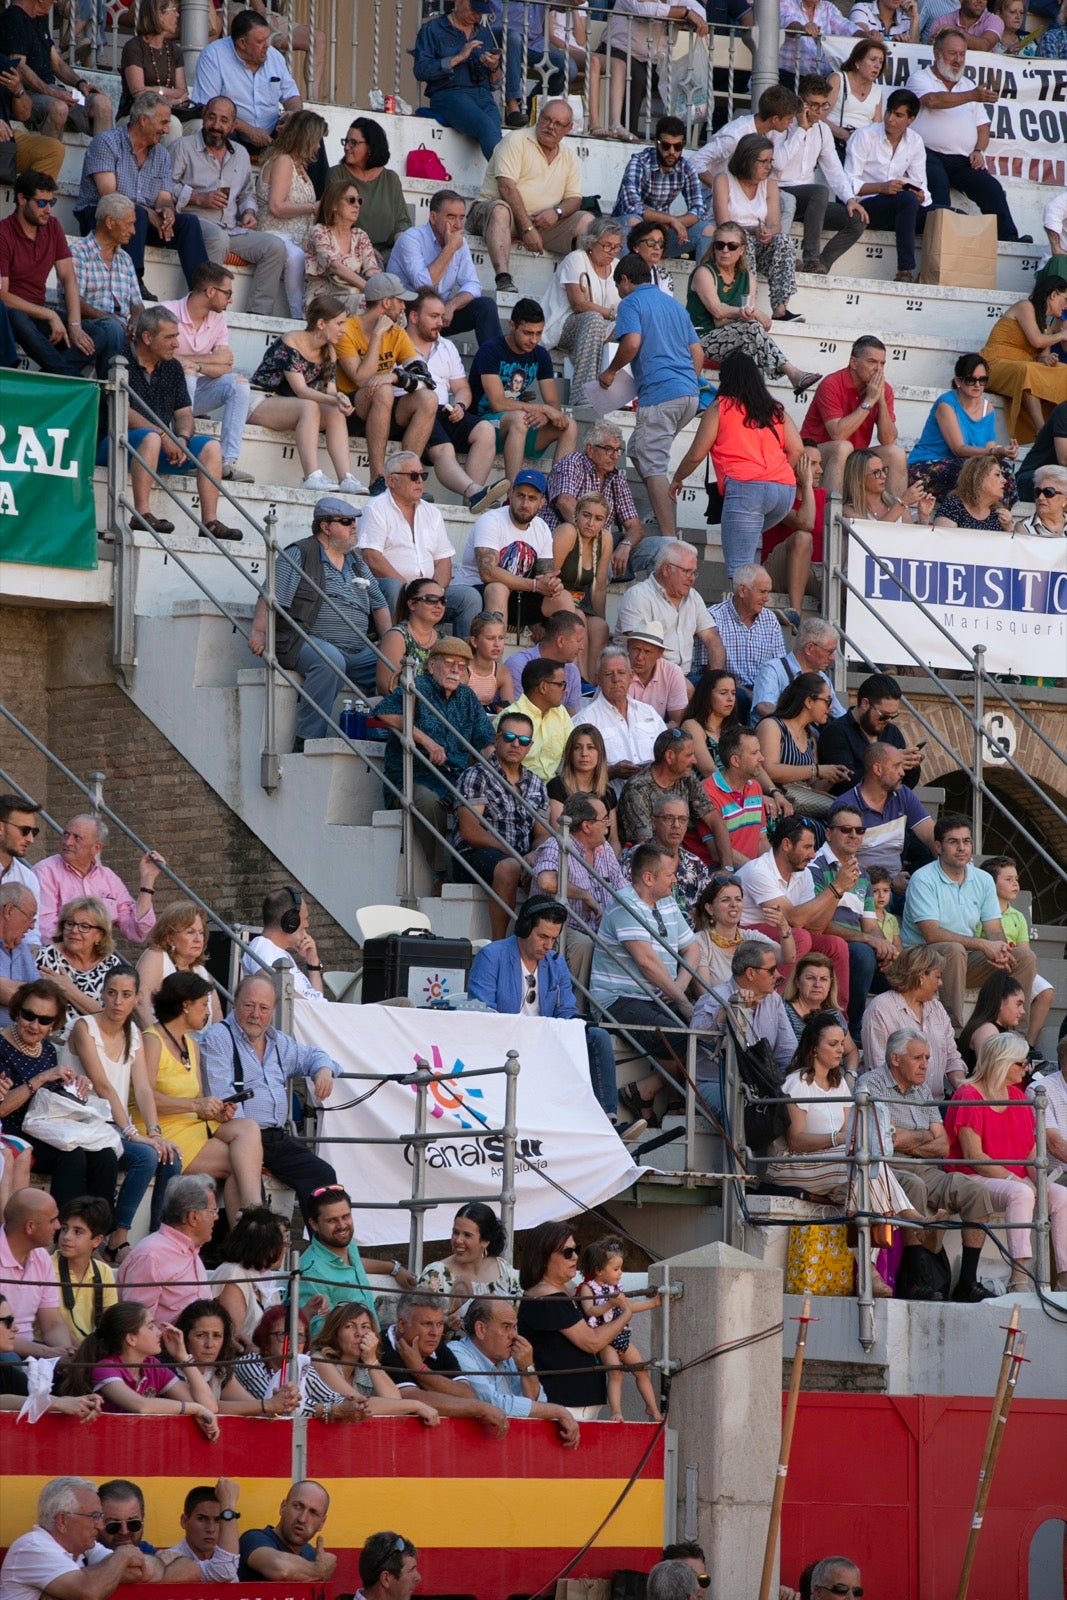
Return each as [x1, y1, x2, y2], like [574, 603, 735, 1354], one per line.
[901, 812, 1037, 1030]
[296, 1186, 416, 1331]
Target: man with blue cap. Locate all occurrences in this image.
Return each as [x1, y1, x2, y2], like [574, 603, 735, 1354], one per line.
[454, 468, 576, 628]
[248, 496, 391, 751]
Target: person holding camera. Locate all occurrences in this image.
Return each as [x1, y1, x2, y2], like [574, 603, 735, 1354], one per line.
[334, 271, 443, 498]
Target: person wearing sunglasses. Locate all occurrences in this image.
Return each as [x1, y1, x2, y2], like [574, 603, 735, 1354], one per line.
[0, 170, 108, 379]
[0, 884, 39, 1037]
[1013, 462, 1067, 537]
[453, 715, 551, 942]
[0, 1477, 152, 1600]
[809, 1556, 864, 1599]
[0, 1293, 103, 1420]
[355, 1529, 421, 1600]
[335, 272, 437, 499]
[0, 795, 42, 951]
[96, 1481, 159, 1559]
[908, 351, 1019, 503]
[647, 1558, 713, 1599]
[809, 804, 896, 1040]
[518, 1220, 634, 1419]
[612, 115, 713, 261]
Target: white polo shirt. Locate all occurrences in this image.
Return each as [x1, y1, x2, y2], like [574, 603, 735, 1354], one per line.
[0, 1527, 111, 1600]
[358, 490, 455, 584]
[908, 65, 991, 156]
[412, 333, 467, 406]
[735, 851, 814, 927]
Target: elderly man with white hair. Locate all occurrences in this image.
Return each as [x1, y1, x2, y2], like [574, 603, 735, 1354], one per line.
[544, 422, 669, 580]
[810, 1556, 864, 1600]
[707, 564, 785, 712]
[1013, 463, 1067, 537]
[573, 646, 666, 790]
[0, 1477, 151, 1600]
[647, 1559, 705, 1600]
[616, 542, 725, 678]
[862, 1026, 997, 1302]
[67, 194, 143, 362]
[34, 816, 164, 945]
[0, 883, 39, 1028]
[751, 616, 845, 724]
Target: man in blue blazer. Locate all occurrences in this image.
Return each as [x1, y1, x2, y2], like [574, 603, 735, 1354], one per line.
[468, 897, 644, 1142]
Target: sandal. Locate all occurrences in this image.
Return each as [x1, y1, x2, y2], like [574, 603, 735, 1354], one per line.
[619, 1082, 661, 1129]
[101, 1239, 131, 1266]
[791, 371, 822, 399]
[609, 123, 639, 143]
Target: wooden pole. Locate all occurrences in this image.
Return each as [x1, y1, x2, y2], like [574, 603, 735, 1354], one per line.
[758, 1296, 814, 1600]
[954, 1310, 1023, 1600]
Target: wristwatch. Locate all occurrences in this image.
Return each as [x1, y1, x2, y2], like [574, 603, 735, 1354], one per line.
[554, 204, 564, 218]
[219, 1511, 240, 1522]
[522, 1365, 537, 1376]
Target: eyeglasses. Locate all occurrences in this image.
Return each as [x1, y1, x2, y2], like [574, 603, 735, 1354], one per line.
[31, 197, 58, 208]
[342, 194, 361, 204]
[391, 470, 429, 482]
[0, 1314, 15, 1329]
[18, 1009, 59, 1026]
[524, 974, 537, 1005]
[559, 1244, 579, 1258]
[639, 237, 665, 250]
[870, 708, 897, 721]
[590, 442, 622, 454]
[342, 136, 366, 147]
[64, 920, 102, 934]
[713, 240, 742, 251]
[103, 1520, 144, 1537]
[211, 286, 234, 298]
[812, 695, 834, 706]
[368, 1534, 408, 1585]
[867, 466, 888, 477]
[831, 823, 865, 834]
[540, 116, 572, 129]
[817, 1587, 864, 1597]
[499, 730, 533, 745]
[413, 592, 446, 605]
[657, 139, 684, 152]
[961, 374, 989, 385]
[65, 1510, 106, 1524]
[329, 515, 357, 526]
[8, 824, 39, 837]
[1035, 485, 1063, 497]
[547, 678, 568, 689]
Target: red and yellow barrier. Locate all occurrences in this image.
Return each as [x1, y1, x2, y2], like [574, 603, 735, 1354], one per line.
[2, 1415, 665, 1596]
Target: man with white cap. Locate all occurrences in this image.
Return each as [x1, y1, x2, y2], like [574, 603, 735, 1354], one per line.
[248, 496, 391, 751]
[335, 271, 438, 499]
[625, 621, 690, 725]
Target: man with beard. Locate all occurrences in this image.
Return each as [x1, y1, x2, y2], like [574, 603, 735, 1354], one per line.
[455, 470, 574, 626]
[295, 1185, 416, 1330]
[907, 28, 1026, 240]
[0, 169, 100, 375]
[817, 673, 925, 793]
[171, 97, 287, 317]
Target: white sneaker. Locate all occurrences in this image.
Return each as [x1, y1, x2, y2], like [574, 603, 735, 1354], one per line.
[302, 469, 338, 490]
[338, 473, 368, 494]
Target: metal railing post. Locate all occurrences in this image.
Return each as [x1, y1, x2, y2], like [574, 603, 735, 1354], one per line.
[408, 1060, 430, 1276]
[89, 771, 106, 816]
[107, 356, 137, 683]
[557, 816, 570, 957]
[286, 1249, 307, 1479]
[1032, 1083, 1051, 1291]
[684, 1031, 698, 1175]
[972, 645, 986, 855]
[750, 0, 782, 109]
[261, 509, 280, 792]
[400, 660, 417, 909]
[721, 1025, 745, 1250]
[500, 1049, 520, 1262]
[853, 1081, 875, 1353]
[274, 960, 296, 1036]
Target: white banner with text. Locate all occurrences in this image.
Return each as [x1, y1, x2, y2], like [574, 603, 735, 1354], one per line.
[844, 519, 1067, 676]
[824, 36, 1067, 185]
[293, 1000, 641, 1246]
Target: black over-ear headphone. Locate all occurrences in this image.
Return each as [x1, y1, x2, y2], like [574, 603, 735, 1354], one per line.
[515, 895, 565, 940]
[279, 885, 303, 934]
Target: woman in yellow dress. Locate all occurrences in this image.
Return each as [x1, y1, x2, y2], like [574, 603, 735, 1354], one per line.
[981, 277, 1067, 440]
[139, 971, 264, 1225]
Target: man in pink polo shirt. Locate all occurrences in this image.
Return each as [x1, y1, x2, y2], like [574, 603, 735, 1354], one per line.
[116, 1175, 214, 1323]
[34, 815, 164, 944]
[161, 261, 254, 485]
[625, 622, 689, 725]
[801, 333, 906, 499]
[926, 0, 1003, 50]
[1, 1188, 74, 1356]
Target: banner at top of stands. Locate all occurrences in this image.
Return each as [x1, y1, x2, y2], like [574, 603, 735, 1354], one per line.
[823, 36, 1067, 185]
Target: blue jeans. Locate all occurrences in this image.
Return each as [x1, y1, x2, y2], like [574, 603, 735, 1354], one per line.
[720, 478, 797, 578]
[295, 635, 379, 740]
[620, 213, 716, 261]
[586, 1024, 617, 1118]
[116, 1137, 181, 1232]
[429, 88, 502, 162]
[505, 32, 567, 103]
[7, 308, 124, 380]
[187, 372, 252, 464]
[846, 939, 879, 1042]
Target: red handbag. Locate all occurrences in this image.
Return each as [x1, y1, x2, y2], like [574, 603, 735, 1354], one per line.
[406, 145, 452, 180]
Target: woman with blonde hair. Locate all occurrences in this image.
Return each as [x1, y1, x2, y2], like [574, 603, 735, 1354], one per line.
[945, 1031, 1067, 1294]
[860, 944, 965, 1099]
[781, 951, 858, 1073]
[257, 110, 328, 316]
[36, 897, 121, 1030]
[304, 177, 379, 309]
[842, 447, 934, 523]
[934, 452, 1015, 531]
[311, 1303, 440, 1423]
[551, 492, 613, 677]
[135, 899, 221, 1029]
[547, 725, 620, 851]
[687, 223, 820, 394]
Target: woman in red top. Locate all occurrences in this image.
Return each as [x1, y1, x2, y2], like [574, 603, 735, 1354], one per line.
[945, 1032, 1067, 1295]
[671, 350, 803, 580]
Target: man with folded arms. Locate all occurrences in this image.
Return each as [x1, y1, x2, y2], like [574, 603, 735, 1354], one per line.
[162, 262, 254, 486]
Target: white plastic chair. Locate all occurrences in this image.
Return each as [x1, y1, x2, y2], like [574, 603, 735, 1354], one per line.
[354, 905, 431, 946]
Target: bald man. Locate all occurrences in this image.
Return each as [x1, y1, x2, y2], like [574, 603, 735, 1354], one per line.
[1, 1189, 74, 1356]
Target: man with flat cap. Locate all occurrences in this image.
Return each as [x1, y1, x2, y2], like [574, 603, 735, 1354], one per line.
[248, 496, 391, 751]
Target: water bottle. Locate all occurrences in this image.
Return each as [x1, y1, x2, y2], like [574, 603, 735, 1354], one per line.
[339, 697, 367, 740]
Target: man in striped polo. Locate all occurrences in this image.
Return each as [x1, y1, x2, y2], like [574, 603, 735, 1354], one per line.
[700, 726, 770, 867]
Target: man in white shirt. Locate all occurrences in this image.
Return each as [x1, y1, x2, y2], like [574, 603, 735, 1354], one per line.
[358, 448, 484, 638]
[0, 794, 42, 947]
[843, 90, 931, 282]
[404, 288, 509, 517]
[455, 471, 574, 623]
[156, 1481, 241, 1584]
[734, 814, 851, 1005]
[0, 1479, 149, 1600]
[690, 84, 800, 187]
[777, 76, 869, 274]
[907, 28, 1026, 241]
[241, 886, 326, 1003]
[574, 644, 666, 789]
[616, 542, 724, 678]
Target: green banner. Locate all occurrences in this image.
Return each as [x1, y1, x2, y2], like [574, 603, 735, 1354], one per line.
[0, 368, 100, 571]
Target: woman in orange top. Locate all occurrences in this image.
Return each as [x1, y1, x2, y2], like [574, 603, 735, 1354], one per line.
[671, 350, 803, 579]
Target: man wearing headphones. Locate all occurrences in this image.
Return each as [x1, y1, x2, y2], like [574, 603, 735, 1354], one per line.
[468, 897, 643, 1142]
[242, 886, 326, 1003]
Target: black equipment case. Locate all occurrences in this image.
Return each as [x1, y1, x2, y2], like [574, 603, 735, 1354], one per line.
[360, 927, 473, 1006]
